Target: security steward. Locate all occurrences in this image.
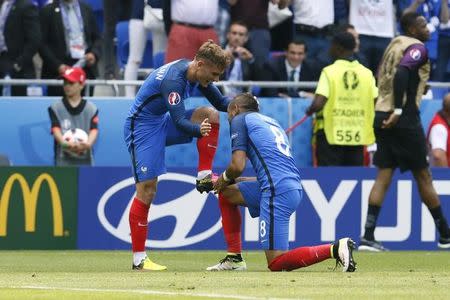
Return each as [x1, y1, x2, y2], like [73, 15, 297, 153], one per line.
[306, 32, 378, 166]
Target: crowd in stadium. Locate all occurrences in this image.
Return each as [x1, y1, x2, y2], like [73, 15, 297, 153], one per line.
[1, 0, 449, 97]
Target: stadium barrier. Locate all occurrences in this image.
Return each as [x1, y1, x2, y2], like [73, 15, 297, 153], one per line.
[0, 97, 443, 167]
[0, 166, 448, 250]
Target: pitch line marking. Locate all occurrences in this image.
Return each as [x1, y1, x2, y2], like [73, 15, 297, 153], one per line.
[6, 286, 304, 300]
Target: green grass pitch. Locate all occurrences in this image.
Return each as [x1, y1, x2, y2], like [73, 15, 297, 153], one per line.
[0, 250, 448, 299]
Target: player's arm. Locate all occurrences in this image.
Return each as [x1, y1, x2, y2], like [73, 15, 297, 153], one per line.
[429, 124, 448, 167]
[161, 79, 202, 137]
[197, 83, 231, 112]
[383, 44, 428, 128]
[214, 115, 248, 192]
[79, 109, 99, 152]
[432, 149, 448, 167]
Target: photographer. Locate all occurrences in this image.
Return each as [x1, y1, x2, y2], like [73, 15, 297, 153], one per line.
[222, 21, 259, 97]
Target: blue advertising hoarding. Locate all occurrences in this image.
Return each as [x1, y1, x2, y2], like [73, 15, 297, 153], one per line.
[77, 167, 450, 251]
[0, 97, 441, 168]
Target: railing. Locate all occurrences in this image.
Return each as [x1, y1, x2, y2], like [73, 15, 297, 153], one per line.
[0, 79, 448, 97]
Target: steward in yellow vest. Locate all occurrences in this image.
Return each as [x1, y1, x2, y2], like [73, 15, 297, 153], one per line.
[306, 32, 378, 166]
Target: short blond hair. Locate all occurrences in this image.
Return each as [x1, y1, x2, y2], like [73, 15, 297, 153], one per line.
[195, 40, 231, 70]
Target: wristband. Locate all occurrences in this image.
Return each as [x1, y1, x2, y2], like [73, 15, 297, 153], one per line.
[393, 108, 403, 116]
[222, 171, 231, 183]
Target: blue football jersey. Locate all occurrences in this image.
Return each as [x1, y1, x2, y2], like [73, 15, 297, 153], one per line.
[126, 59, 229, 137]
[230, 112, 302, 195]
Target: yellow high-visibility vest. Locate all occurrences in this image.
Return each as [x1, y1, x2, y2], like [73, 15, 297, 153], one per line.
[319, 59, 377, 145]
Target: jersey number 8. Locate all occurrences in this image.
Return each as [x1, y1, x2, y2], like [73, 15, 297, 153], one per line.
[270, 125, 292, 157]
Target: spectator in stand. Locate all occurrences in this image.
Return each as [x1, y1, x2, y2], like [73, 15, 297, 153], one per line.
[102, 0, 132, 79]
[291, 0, 334, 60]
[221, 21, 259, 97]
[124, 0, 167, 97]
[48, 67, 98, 166]
[427, 93, 450, 167]
[229, 0, 290, 68]
[0, 0, 41, 96]
[435, 0, 450, 82]
[349, 0, 396, 75]
[164, 0, 219, 63]
[261, 39, 319, 98]
[40, 0, 102, 96]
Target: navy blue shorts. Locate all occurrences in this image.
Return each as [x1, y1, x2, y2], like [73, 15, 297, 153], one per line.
[123, 109, 195, 182]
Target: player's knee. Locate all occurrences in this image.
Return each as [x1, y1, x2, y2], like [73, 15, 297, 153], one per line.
[137, 184, 157, 204]
[267, 260, 281, 272]
[205, 107, 220, 124]
[413, 168, 432, 185]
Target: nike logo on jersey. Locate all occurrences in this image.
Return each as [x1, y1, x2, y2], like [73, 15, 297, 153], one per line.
[207, 144, 217, 149]
[138, 222, 148, 227]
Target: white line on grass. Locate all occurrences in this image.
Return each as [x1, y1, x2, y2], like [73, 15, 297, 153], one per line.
[6, 286, 302, 300]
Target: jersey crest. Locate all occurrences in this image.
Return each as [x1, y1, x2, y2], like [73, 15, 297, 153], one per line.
[168, 92, 181, 105]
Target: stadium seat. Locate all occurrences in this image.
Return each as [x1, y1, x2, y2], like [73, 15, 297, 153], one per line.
[82, 0, 103, 32]
[115, 21, 154, 71]
[153, 51, 165, 69]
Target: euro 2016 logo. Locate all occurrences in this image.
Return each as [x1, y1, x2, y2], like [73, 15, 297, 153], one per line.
[168, 92, 181, 106]
[343, 70, 359, 90]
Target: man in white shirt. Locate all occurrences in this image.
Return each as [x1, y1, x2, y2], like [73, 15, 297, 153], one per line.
[427, 93, 450, 167]
[165, 0, 219, 63]
[291, 0, 334, 59]
[349, 0, 396, 75]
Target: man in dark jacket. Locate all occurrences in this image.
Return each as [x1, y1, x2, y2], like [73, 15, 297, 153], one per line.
[40, 0, 101, 96]
[0, 0, 41, 95]
[221, 21, 259, 97]
[261, 39, 319, 98]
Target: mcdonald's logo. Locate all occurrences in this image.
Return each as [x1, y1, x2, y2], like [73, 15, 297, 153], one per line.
[0, 173, 63, 237]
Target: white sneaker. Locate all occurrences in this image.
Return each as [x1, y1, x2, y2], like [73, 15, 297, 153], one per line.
[335, 238, 357, 272]
[206, 255, 247, 271]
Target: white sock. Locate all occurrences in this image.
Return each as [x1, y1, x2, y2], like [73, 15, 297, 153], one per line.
[197, 170, 212, 180]
[133, 251, 147, 266]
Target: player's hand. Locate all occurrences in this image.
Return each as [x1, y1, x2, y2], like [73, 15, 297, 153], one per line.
[382, 113, 400, 129]
[62, 141, 78, 154]
[78, 142, 91, 152]
[85, 52, 96, 66]
[58, 64, 70, 75]
[200, 118, 211, 137]
[234, 46, 253, 61]
[213, 174, 229, 193]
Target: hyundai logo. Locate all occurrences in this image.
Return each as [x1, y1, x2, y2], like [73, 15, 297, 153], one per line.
[97, 173, 222, 248]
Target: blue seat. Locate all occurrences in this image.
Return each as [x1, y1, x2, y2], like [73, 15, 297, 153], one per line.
[115, 21, 154, 70]
[153, 51, 165, 69]
[83, 0, 102, 11]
